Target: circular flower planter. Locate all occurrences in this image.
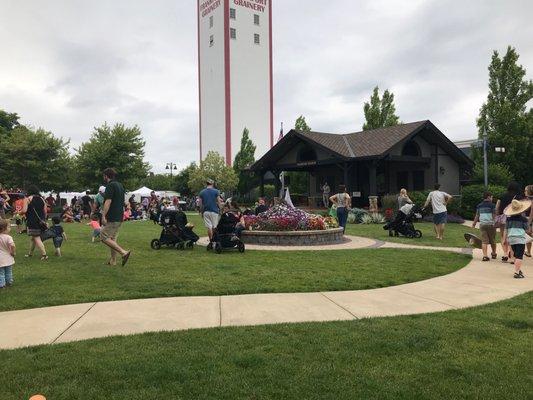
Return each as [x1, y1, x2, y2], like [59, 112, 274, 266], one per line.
[241, 228, 344, 246]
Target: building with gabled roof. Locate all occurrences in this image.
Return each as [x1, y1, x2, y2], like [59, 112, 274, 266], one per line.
[251, 120, 473, 206]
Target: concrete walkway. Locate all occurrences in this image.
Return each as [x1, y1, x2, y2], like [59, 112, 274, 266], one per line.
[1, 244, 531, 350]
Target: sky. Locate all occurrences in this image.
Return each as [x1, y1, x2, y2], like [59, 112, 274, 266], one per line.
[1, 0, 532, 173]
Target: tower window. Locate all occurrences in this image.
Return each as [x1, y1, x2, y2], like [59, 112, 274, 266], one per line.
[254, 33, 260, 44]
[230, 8, 236, 19]
[209, 35, 214, 47]
[254, 14, 260, 25]
[209, 15, 213, 28]
[230, 28, 236, 39]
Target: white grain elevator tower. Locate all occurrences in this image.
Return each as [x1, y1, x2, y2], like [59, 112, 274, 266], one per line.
[197, 0, 273, 165]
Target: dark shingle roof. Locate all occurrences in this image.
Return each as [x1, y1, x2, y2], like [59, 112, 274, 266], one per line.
[297, 120, 428, 158]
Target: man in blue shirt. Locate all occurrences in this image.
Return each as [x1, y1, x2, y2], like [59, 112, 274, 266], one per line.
[198, 179, 223, 245]
[472, 191, 497, 261]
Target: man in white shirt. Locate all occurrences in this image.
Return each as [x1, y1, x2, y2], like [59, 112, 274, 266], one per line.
[424, 183, 452, 240]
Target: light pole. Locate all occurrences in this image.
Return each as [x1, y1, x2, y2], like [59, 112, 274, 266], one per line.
[165, 162, 178, 177]
[483, 127, 488, 189]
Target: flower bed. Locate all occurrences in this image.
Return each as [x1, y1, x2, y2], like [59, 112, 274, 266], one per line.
[244, 205, 338, 232]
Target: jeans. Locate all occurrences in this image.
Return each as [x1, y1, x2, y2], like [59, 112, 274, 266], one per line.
[337, 207, 348, 232]
[0, 265, 13, 287]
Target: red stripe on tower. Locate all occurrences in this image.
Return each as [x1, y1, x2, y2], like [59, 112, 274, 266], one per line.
[223, 0, 232, 165]
[197, 0, 202, 161]
[269, 0, 274, 148]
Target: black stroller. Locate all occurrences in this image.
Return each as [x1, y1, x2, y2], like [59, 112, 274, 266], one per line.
[383, 204, 423, 238]
[209, 211, 245, 254]
[151, 210, 199, 250]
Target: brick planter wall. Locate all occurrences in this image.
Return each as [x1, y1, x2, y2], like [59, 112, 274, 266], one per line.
[241, 228, 344, 246]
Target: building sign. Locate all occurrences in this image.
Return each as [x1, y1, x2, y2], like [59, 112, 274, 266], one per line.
[296, 161, 317, 167]
[233, 0, 268, 13]
[352, 192, 361, 198]
[200, 0, 221, 17]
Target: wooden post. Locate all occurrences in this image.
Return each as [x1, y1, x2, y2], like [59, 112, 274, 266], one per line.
[259, 171, 265, 197]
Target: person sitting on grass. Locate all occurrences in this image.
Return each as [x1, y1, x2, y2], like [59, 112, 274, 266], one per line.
[503, 199, 531, 279]
[62, 206, 74, 223]
[88, 214, 101, 243]
[0, 218, 16, 289]
[51, 216, 67, 257]
[472, 191, 497, 262]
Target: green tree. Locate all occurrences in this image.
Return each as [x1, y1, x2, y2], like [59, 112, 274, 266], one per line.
[0, 125, 72, 190]
[141, 174, 174, 191]
[233, 128, 257, 194]
[0, 109, 21, 138]
[295, 115, 311, 132]
[472, 163, 514, 187]
[188, 151, 238, 194]
[74, 123, 150, 190]
[174, 162, 197, 196]
[476, 46, 533, 184]
[363, 86, 400, 130]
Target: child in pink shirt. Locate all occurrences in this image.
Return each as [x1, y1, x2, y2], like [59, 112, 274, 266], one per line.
[0, 219, 16, 288]
[88, 215, 101, 243]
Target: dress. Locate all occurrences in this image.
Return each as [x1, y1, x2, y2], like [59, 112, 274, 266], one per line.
[26, 196, 46, 236]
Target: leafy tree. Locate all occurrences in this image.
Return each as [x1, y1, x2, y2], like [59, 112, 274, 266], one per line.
[188, 151, 237, 194]
[0, 109, 21, 138]
[174, 162, 197, 196]
[74, 123, 150, 190]
[472, 163, 514, 187]
[295, 115, 311, 132]
[0, 125, 72, 190]
[233, 128, 257, 194]
[476, 46, 533, 184]
[362, 86, 400, 130]
[140, 174, 174, 191]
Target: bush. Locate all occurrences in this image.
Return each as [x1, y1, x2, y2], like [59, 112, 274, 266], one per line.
[472, 163, 514, 187]
[348, 208, 369, 224]
[360, 213, 385, 224]
[460, 184, 506, 220]
[381, 194, 398, 212]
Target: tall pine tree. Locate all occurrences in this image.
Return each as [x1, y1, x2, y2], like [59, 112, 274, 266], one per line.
[362, 86, 400, 130]
[233, 128, 257, 195]
[476, 46, 533, 184]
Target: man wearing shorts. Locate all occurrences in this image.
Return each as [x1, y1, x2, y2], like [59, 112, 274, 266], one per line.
[472, 191, 497, 261]
[198, 179, 223, 248]
[100, 168, 131, 266]
[424, 183, 452, 240]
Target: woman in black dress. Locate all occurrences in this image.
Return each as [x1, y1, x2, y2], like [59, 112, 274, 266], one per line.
[22, 185, 48, 260]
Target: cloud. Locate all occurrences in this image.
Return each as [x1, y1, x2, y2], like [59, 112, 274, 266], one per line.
[0, 0, 532, 177]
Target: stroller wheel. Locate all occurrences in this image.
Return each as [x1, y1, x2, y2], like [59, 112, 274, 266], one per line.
[414, 230, 422, 238]
[150, 239, 161, 250]
[237, 242, 245, 253]
[214, 242, 222, 254]
[186, 241, 194, 249]
[206, 242, 213, 251]
[176, 242, 185, 250]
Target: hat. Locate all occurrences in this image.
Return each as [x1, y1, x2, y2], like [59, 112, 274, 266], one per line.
[206, 178, 214, 185]
[503, 199, 531, 216]
[98, 185, 106, 193]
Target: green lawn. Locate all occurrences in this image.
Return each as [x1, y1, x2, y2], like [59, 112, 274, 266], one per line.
[345, 221, 483, 248]
[1, 220, 470, 311]
[2, 292, 531, 400]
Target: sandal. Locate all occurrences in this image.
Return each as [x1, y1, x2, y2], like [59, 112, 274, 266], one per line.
[24, 254, 33, 258]
[121, 251, 131, 266]
[482, 256, 490, 262]
[491, 253, 497, 259]
[514, 271, 525, 279]
[40, 255, 48, 261]
[525, 253, 531, 258]
[502, 256, 508, 262]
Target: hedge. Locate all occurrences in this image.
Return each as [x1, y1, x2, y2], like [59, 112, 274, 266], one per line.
[460, 184, 506, 220]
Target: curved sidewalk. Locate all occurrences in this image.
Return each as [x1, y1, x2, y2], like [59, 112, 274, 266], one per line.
[0, 244, 531, 350]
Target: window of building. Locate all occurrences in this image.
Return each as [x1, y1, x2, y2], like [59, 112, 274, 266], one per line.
[209, 35, 214, 47]
[209, 15, 213, 28]
[230, 8, 236, 19]
[230, 28, 236, 39]
[254, 33, 260, 44]
[254, 14, 260, 25]
[402, 140, 421, 157]
[413, 171, 425, 191]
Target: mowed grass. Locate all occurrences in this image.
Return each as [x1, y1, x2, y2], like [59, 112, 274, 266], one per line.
[0, 218, 470, 311]
[345, 221, 485, 248]
[2, 292, 531, 400]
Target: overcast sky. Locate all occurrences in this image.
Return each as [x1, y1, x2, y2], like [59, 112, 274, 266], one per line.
[1, 0, 532, 173]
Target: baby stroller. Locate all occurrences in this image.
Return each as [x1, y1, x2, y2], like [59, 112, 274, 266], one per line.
[209, 211, 245, 254]
[383, 204, 423, 238]
[151, 210, 199, 250]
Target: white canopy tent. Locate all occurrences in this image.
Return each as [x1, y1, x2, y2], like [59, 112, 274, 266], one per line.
[127, 186, 154, 203]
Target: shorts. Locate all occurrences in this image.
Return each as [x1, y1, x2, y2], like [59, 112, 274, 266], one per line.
[53, 237, 64, 248]
[203, 211, 220, 229]
[93, 229, 101, 237]
[433, 211, 447, 225]
[100, 222, 121, 241]
[27, 228, 42, 237]
[480, 224, 496, 245]
[511, 243, 525, 260]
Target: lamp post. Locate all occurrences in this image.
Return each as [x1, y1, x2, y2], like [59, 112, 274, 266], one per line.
[165, 162, 178, 177]
[482, 127, 488, 189]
